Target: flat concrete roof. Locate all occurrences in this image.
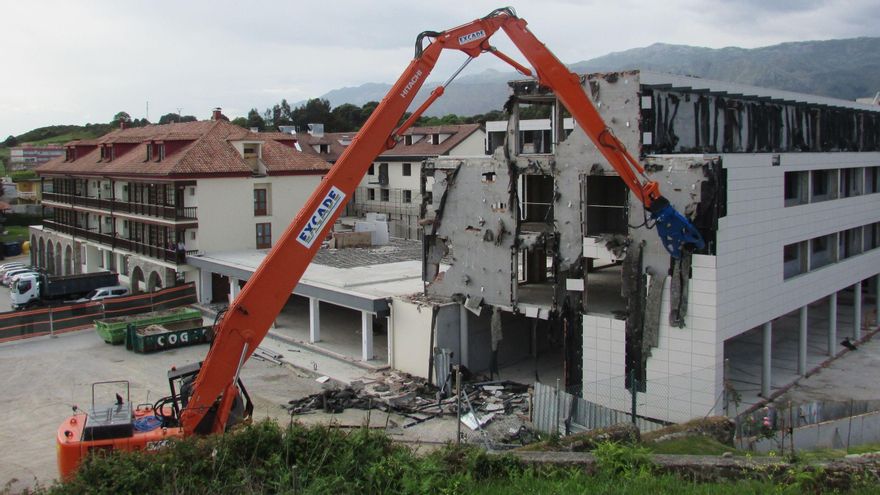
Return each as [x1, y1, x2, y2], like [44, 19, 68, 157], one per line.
[639, 70, 880, 112]
[187, 247, 425, 315]
[312, 237, 421, 268]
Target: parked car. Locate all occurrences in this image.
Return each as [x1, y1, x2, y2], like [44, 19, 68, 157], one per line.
[75, 285, 130, 303]
[0, 263, 27, 277]
[0, 262, 26, 272]
[3, 267, 36, 286]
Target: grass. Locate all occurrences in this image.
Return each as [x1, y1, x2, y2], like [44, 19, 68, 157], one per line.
[645, 434, 744, 456]
[32, 420, 878, 495]
[22, 131, 98, 146]
[794, 442, 880, 462]
[0, 226, 29, 243]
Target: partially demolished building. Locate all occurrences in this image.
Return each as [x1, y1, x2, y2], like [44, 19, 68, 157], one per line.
[397, 70, 880, 423]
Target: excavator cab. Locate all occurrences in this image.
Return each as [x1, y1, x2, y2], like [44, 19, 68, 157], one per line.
[154, 361, 253, 434]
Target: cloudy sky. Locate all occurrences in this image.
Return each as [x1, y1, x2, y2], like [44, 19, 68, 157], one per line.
[2, 0, 877, 137]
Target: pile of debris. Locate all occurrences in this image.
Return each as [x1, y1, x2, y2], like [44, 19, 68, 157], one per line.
[283, 371, 531, 430]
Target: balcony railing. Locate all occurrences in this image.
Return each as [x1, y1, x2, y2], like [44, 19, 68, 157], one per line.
[42, 192, 197, 222]
[42, 220, 188, 264]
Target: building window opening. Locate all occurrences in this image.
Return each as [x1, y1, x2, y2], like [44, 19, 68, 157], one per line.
[378, 163, 389, 186]
[811, 169, 838, 202]
[583, 175, 628, 236]
[841, 167, 863, 198]
[784, 241, 808, 278]
[254, 188, 268, 216]
[784, 171, 809, 207]
[256, 222, 272, 249]
[519, 174, 555, 225]
[809, 235, 835, 270]
[515, 99, 554, 154]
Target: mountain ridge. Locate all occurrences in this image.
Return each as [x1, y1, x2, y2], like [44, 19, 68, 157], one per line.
[321, 37, 880, 116]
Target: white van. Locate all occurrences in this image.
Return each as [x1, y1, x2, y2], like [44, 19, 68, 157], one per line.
[77, 285, 130, 303]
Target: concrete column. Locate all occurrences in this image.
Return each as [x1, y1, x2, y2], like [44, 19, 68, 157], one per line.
[198, 269, 213, 304]
[798, 306, 808, 376]
[459, 305, 469, 368]
[761, 321, 772, 398]
[228, 277, 240, 305]
[361, 311, 374, 361]
[386, 315, 393, 366]
[309, 297, 321, 343]
[854, 281, 863, 340]
[828, 292, 838, 356]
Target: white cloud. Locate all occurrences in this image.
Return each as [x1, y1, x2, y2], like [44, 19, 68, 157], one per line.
[1, 0, 877, 136]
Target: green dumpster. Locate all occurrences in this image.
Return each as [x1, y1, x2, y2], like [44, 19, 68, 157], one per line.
[95, 307, 203, 344]
[126, 319, 213, 353]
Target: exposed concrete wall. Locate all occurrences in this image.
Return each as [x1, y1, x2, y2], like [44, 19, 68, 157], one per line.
[424, 155, 516, 307]
[423, 72, 708, 308]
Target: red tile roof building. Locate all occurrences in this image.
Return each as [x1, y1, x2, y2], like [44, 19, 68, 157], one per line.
[31, 117, 332, 295]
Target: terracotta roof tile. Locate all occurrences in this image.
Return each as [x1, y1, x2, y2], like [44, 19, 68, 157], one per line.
[37, 120, 331, 177]
[290, 124, 482, 163]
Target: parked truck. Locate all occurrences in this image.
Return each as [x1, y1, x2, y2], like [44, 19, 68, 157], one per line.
[11, 271, 119, 310]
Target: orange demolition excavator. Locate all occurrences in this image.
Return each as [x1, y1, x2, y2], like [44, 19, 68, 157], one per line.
[57, 7, 703, 477]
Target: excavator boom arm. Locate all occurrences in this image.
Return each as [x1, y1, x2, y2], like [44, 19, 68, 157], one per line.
[180, 7, 703, 435]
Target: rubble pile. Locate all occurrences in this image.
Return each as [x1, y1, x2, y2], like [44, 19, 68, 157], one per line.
[283, 371, 532, 430]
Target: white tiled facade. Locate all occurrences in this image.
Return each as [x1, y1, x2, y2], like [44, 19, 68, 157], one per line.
[716, 153, 880, 340]
[584, 152, 880, 423]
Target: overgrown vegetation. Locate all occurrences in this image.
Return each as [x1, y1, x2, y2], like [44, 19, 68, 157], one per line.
[29, 420, 878, 495]
[0, 225, 29, 243]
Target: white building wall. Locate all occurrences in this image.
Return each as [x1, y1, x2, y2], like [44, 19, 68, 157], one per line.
[447, 131, 486, 156]
[196, 174, 322, 253]
[583, 255, 721, 423]
[716, 152, 880, 341]
[390, 297, 434, 378]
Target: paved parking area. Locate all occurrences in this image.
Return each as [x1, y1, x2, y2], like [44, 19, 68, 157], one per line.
[0, 328, 325, 491]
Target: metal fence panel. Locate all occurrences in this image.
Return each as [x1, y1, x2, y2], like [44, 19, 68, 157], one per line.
[0, 282, 197, 343]
[533, 381, 666, 435]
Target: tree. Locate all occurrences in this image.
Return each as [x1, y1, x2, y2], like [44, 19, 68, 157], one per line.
[291, 98, 333, 131]
[245, 109, 266, 131]
[330, 103, 363, 131]
[3, 135, 17, 147]
[113, 111, 132, 125]
[158, 113, 197, 125]
[231, 117, 248, 128]
[359, 101, 380, 127]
